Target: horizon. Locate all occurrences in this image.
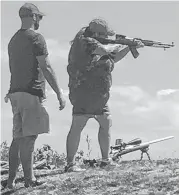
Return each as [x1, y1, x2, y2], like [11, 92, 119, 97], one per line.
[1, 1, 179, 160]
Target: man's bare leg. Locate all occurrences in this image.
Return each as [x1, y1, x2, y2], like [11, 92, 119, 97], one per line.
[19, 135, 37, 186]
[7, 138, 20, 188]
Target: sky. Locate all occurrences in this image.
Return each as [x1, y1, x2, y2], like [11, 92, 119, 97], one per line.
[1, 1, 179, 160]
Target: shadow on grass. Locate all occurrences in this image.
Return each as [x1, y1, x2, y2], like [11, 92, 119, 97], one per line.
[1, 186, 24, 195]
[1, 168, 64, 194]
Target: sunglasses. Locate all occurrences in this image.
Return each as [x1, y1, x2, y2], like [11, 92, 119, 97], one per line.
[29, 14, 43, 20]
[37, 15, 43, 20]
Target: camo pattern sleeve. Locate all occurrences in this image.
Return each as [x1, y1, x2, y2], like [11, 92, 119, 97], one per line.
[81, 36, 99, 55]
[80, 36, 105, 71]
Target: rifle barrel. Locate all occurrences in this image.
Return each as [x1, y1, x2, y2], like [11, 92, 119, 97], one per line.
[143, 136, 174, 145]
[142, 40, 174, 48]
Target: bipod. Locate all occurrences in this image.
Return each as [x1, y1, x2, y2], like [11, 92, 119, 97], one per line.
[140, 147, 151, 161]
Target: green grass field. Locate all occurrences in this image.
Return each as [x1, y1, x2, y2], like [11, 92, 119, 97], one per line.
[1, 159, 179, 195]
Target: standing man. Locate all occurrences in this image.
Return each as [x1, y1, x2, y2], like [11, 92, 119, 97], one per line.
[65, 18, 144, 172]
[4, 3, 65, 188]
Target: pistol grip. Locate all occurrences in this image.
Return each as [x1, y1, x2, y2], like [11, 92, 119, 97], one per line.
[130, 47, 139, 59]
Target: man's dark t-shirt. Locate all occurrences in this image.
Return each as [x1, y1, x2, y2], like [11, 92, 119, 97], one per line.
[8, 29, 48, 98]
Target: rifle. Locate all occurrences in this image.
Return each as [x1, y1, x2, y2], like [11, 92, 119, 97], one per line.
[110, 136, 174, 161]
[95, 34, 175, 59]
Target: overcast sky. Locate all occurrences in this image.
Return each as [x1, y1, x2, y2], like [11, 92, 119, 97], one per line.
[1, 1, 179, 160]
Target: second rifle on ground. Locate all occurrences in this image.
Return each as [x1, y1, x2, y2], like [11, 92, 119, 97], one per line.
[110, 136, 174, 161]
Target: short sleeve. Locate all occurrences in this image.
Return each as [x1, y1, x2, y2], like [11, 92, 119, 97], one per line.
[33, 34, 48, 56]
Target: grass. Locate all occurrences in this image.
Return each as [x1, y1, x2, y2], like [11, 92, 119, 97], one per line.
[1, 158, 179, 195]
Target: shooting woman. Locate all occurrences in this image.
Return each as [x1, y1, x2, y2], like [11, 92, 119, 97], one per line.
[65, 18, 144, 172]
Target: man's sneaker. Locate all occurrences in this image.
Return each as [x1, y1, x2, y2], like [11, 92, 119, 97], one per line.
[24, 180, 46, 188]
[7, 182, 15, 190]
[2, 180, 15, 190]
[100, 158, 120, 168]
[64, 163, 86, 172]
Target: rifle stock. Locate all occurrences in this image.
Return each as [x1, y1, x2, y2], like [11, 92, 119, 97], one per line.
[116, 143, 149, 157]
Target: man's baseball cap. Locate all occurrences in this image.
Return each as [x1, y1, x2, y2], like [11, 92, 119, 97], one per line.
[89, 18, 115, 36]
[19, 3, 45, 18]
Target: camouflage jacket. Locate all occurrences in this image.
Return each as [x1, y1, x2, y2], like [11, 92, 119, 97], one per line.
[67, 28, 115, 109]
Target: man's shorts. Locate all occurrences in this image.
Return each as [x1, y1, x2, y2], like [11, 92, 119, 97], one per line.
[72, 103, 110, 115]
[9, 92, 50, 138]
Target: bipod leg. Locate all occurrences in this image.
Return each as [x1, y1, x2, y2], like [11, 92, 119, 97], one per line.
[140, 147, 151, 161]
[140, 151, 144, 161]
[146, 151, 151, 161]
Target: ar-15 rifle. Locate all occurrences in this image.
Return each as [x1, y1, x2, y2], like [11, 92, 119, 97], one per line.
[110, 136, 174, 161]
[95, 34, 174, 59]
